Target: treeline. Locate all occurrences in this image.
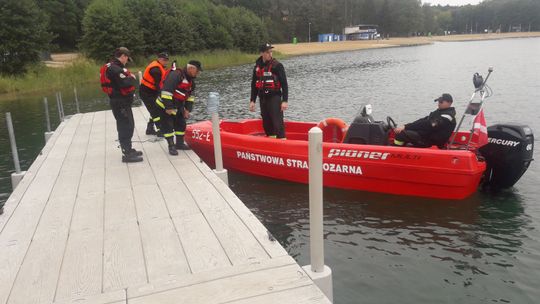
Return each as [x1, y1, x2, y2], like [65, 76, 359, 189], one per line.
[212, 0, 540, 41]
[80, 0, 267, 61]
[1, 0, 539, 76]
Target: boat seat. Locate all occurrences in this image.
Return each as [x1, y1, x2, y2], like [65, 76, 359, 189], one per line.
[343, 122, 389, 145]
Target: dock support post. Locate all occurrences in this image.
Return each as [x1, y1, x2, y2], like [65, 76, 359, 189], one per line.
[6, 112, 26, 190]
[56, 92, 64, 122]
[303, 126, 333, 302]
[74, 87, 80, 113]
[138, 71, 143, 85]
[208, 92, 228, 185]
[44, 97, 54, 143]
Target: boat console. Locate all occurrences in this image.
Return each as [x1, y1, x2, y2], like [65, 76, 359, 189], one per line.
[343, 104, 391, 145]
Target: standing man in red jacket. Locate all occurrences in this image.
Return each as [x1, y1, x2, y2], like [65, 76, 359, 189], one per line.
[249, 43, 289, 139]
[139, 52, 169, 136]
[100, 47, 142, 162]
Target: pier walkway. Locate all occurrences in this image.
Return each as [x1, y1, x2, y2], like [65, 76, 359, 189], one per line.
[0, 107, 330, 304]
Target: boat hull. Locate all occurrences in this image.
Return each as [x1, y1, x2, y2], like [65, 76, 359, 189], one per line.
[186, 119, 486, 200]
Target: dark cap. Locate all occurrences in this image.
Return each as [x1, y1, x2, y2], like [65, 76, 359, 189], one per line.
[157, 52, 169, 60]
[259, 43, 274, 52]
[114, 47, 132, 62]
[434, 93, 453, 103]
[188, 60, 203, 71]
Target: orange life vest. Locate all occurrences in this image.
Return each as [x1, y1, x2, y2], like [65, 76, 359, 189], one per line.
[141, 60, 166, 91]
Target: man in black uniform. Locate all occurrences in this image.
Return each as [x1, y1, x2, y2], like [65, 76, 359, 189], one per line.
[102, 47, 142, 162]
[393, 93, 457, 148]
[139, 52, 169, 135]
[157, 60, 202, 155]
[249, 43, 289, 139]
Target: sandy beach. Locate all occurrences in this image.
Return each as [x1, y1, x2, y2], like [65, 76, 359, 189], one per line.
[273, 32, 540, 56]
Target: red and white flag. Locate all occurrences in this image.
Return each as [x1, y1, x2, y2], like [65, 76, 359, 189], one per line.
[473, 108, 488, 147]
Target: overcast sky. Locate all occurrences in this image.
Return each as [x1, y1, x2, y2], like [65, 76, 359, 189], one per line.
[423, 0, 482, 6]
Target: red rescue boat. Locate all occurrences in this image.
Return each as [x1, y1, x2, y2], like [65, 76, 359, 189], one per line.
[186, 118, 493, 199]
[186, 70, 534, 200]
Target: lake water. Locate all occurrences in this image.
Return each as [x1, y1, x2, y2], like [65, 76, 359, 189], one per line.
[1, 38, 539, 303]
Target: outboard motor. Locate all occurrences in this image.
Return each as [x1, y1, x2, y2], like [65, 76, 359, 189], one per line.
[479, 124, 534, 189]
[343, 104, 389, 145]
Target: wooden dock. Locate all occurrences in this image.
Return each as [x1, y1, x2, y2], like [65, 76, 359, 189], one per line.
[0, 106, 330, 304]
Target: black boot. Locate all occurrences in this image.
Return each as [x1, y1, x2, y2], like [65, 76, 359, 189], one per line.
[122, 146, 143, 163]
[146, 119, 156, 135]
[129, 148, 143, 156]
[175, 135, 191, 150]
[167, 137, 178, 155]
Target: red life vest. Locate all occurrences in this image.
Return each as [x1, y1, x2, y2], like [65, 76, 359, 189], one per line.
[141, 60, 166, 91]
[255, 60, 281, 92]
[99, 62, 135, 96]
[169, 69, 193, 102]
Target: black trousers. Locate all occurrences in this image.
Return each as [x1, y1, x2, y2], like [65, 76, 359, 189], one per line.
[109, 98, 134, 150]
[139, 89, 161, 124]
[260, 94, 285, 138]
[159, 103, 186, 140]
[394, 130, 430, 148]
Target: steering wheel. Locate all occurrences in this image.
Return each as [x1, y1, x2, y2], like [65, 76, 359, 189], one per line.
[386, 116, 397, 130]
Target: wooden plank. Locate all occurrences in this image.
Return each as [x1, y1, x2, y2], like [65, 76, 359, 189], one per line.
[0, 119, 67, 232]
[54, 230, 103, 302]
[132, 106, 201, 219]
[203, 208, 269, 265]
[128, 263, 312, 304]
[227, 285, 331, 304]
[7, 113, 93, 304]
[171, 213, 230, 274]
[52, 288, 125, 304]
[168, 153, 229, 213]
[0, 115, 83, 304]
[104, 188, 137, 228]
[103, 222, 147, 292]
[76, 111, 106, 196]
[138, 218, 190, 283]
[185, 151, 288, 258]
[128, 255, 296, 297]
[132, 184, 169, 222]
[55, 112, 107, 301]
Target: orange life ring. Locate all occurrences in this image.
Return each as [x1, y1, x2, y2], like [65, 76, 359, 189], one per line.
[317, 117, 348, 142]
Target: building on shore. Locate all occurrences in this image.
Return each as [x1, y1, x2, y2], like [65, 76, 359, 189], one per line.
[344, 24, 380, 40]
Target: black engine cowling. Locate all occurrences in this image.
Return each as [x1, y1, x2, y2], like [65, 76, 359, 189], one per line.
[479, 124, 534, 189]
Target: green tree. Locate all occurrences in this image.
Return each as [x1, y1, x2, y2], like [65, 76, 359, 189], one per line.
[37, 0, 79, 50]
[0, 0, 52, 75]
[127, 0, 198, 55]
[80, 0, 143, 62]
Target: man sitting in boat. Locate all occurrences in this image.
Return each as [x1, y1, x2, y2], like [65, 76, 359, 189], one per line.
[393, 93, 456, 148]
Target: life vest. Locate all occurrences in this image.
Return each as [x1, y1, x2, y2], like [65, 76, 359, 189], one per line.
[255, 60, 281, 92]
[141, 60, 166, 91]
[99, 61, 135, 96]
[171, 69, 193, 102]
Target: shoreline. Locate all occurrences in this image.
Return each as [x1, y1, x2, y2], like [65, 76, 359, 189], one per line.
[273, 32, 540, 56]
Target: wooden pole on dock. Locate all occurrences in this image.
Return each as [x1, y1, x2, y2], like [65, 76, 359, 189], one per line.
[5, 112, 26, 190]
[43, 97, 54, 143]
[303, 126, 333, 302]
[208, 92, 228, 185]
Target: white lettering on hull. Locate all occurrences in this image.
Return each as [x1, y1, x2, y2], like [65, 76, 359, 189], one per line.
[236, 150, 362, 175]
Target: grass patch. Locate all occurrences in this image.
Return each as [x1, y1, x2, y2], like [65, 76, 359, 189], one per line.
[0, 49, 284, 98]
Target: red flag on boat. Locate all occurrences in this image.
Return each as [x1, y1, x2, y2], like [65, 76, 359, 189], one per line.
[473, 108, 488, 147]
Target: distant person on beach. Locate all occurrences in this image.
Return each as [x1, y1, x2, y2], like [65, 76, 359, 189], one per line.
[140, 52, 169, 136]
[249, 43, 289, 139]
[157, 60, 202, 155]
[393, 93, 456, 148]
[100, 47, 142, 163]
